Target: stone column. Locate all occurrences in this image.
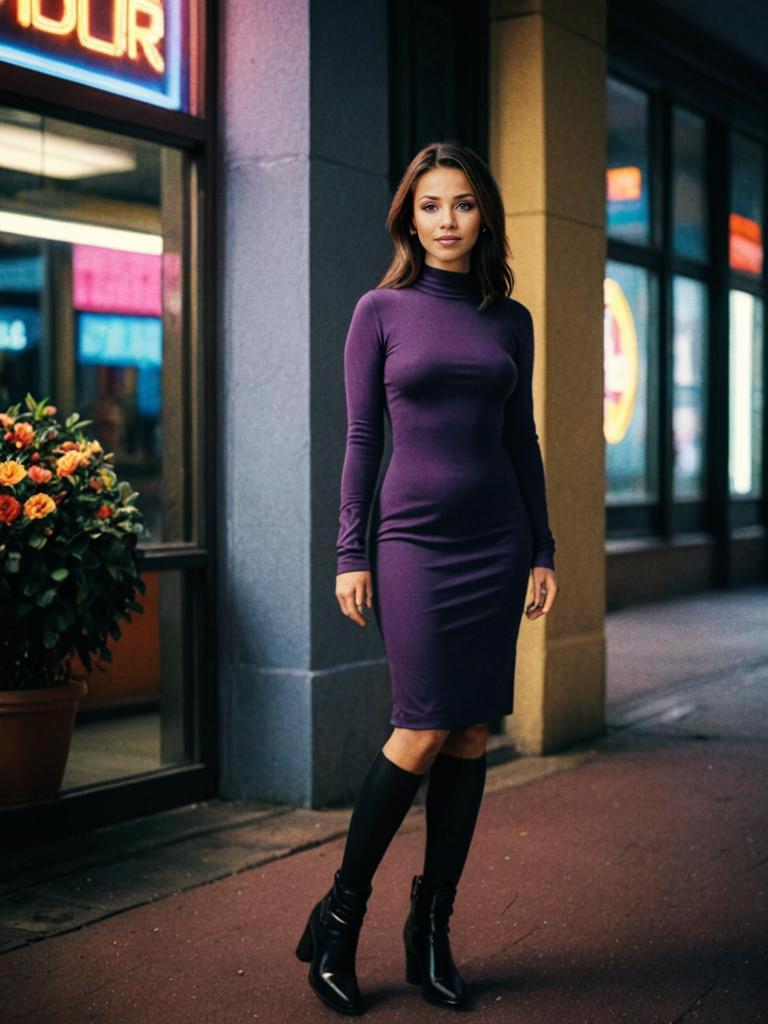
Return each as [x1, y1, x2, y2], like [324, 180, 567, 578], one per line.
[218, 0, 393, 806]
[489, 0, 608, 752]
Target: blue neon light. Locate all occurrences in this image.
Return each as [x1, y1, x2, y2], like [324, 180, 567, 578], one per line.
[0, 306, 41, 352]
[0, 1, 183, 111]
[78, 313, 162, 368]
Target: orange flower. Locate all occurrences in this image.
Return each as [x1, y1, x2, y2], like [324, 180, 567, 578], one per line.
[11, 422, 35, 448]
[44, 405, 57, 415]
[0, 460, 27, 486]
[28, 464, 53, 484]
[0, 494, 22, 524]
[0, 413, 15, 430]
[89, 478, 104, 493]
[88, 439, 103, 455]
[56, 451, 84, 477]
[96, 505, 114, 519]
[23, 493, 56, 519]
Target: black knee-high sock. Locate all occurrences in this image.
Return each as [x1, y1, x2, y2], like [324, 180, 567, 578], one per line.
[421, 749, 487, 891]
[339, 748, 426, 890]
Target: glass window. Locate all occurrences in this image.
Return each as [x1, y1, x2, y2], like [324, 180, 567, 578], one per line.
[672, 107, 707, 262]
[730, 133, 764, 277]
[604, 261, 659, 504]
[0, 105, 200, 792]
[0, 106, 190, 545]
[729, 290, 764, 497]
[672, 277, 708, 500]
[606, 77, 651, 245]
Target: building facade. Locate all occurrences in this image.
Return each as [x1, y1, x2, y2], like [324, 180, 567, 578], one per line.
[0, 0, 765, 842]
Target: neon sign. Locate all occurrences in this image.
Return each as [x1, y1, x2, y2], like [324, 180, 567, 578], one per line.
[0, 1, 186, 110]
[603, 277, 639, 446]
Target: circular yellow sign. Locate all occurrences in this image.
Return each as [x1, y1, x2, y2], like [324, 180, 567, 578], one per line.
[603, 277, 638, 445]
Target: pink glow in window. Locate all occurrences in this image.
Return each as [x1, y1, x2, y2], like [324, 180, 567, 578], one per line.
[73, 244, 162, 317]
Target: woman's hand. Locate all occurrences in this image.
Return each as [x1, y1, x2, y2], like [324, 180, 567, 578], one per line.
[525, 566, 558, 620]
[336, 570, 373, 627]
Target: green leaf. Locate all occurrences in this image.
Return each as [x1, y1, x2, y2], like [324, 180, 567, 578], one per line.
[5, 552, 22, 573]
[28, 534, 48, 550]
[51, 567, 69, 581]
[81, 550, 100, 569]
[36, 587, 57, 608]
[43, 624, 60, 649]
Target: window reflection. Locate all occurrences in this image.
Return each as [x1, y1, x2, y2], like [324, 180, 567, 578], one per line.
[672, 277, 707, 500]
[672, 107, 707, 262]
[730, 133, 764, 277]
[607, 77, 651, 245]
[729, 291, 764, 497]
[604, 262, 659, 503]
[0, 106, 186, 544]
[0, 106, 195, 789]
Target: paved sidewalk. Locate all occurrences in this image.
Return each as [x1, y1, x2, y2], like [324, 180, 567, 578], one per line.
[1, 587, 767, 1023]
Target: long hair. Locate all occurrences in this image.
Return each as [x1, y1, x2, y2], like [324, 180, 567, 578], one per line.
[377, 140, 514, 312]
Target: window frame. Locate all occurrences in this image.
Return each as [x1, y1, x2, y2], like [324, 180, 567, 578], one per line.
[605, 47, 768, 583]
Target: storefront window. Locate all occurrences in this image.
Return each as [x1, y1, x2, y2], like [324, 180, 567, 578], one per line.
[0, 104, 199, 790]
[607, 77, 651, 245]
[604, 261, 659, 504]
[730, 132, 764, 277]
[672, 107, 707, 262]
[672, 277, 707, 500]
[0, 105, 190, 545]
[729, 290, 764, 498]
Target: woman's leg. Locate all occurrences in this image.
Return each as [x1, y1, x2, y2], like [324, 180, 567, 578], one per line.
[296, 727, 450, 1014]
[338, 727, 449, 889]
[420, 723, 489, 890]
[402, 723, 489, 1007]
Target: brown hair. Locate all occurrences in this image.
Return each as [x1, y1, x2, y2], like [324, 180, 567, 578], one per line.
[377, 140, 514, 312]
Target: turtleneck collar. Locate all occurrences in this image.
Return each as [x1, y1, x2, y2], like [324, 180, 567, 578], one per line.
[413, 261, 480, 301]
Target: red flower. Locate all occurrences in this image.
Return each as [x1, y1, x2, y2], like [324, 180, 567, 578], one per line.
[0, 494, 23, 524]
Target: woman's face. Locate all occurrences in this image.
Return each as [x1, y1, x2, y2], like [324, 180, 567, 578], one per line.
[411, 165, 482, 272]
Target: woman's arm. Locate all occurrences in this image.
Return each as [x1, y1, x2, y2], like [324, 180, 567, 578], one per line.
[336, 291, 386, 575]
[502, 304, 556, 571]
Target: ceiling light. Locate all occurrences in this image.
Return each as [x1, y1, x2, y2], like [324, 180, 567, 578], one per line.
[0, 211, 162, 254]
[0, 123, 136, 179]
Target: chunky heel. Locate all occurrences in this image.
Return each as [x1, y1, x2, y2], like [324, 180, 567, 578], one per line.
[294, 917, 314, 962]
[297, 869, 372, 1015]
[402, 874, 466, 1008]
[405, 945, 422, 984]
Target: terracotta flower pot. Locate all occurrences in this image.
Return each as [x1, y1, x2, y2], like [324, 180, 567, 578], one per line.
[0, 680, 88, 804]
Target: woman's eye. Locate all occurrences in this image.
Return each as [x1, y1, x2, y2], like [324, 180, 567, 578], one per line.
[421, 202, 475, 213]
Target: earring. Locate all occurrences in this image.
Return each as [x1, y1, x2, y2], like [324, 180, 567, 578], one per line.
[481, 226, 488, 232]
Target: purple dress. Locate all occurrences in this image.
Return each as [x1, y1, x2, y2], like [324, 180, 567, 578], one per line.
[336, 262, 556, 729]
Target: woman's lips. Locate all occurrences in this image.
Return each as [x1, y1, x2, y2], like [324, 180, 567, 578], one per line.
[436, 238, 460, 246]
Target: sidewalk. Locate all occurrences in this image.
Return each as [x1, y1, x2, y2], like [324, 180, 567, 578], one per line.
[1, 586, 767, 1023]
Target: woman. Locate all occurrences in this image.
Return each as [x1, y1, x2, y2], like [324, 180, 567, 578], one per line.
[295, 140, 559, 1015]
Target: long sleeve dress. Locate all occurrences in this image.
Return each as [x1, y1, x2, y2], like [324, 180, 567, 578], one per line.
[336, 261, 556, 729]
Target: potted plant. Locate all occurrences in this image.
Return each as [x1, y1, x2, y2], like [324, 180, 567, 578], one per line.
[0, 393, 147, 803]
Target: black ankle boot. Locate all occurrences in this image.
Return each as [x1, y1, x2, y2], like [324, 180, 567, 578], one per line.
[403, 873, 466, 1008]
[295, 868, 372, 1015]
